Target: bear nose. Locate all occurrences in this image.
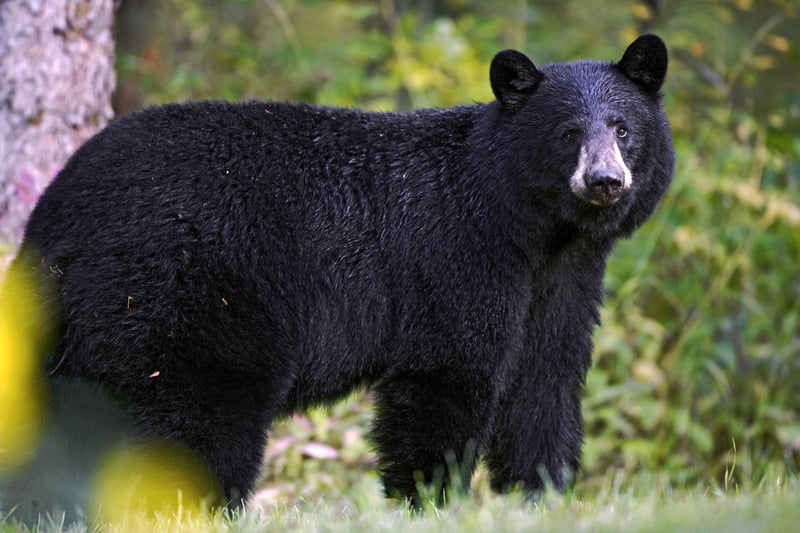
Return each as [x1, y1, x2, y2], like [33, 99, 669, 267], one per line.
[585, 170, 623, 201]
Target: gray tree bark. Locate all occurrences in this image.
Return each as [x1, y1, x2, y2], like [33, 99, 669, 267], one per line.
[0, 0, 117, 257]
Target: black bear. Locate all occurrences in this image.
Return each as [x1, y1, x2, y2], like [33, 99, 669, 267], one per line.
[4, 35, 673, 509]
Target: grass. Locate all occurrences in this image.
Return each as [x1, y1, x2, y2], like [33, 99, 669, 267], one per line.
[242, 476, 800, 533]
[3, 471, 798, 532]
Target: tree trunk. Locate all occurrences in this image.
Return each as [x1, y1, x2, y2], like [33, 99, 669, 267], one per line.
[0, 0, 117, 259]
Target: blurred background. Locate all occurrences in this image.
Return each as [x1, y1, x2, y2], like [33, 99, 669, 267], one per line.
[2, 0, 799, 507]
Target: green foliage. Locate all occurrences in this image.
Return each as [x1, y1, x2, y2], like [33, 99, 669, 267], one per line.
[114, 0, 800, 499]
[253, 394, 377, 506]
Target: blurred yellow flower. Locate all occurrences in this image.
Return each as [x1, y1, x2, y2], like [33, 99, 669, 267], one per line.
[0, 267, 46, 472]
[90, 439, 221, 526]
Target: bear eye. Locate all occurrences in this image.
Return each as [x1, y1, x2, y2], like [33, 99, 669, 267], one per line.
[616, 126, 628, 138]
[561, 131, 578, 144]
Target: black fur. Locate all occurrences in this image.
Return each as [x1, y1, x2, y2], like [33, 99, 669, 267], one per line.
[8, 35, 673, 507]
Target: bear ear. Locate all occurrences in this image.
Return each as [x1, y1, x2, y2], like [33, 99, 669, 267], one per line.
[616, 34, 668, 95]
[490, 49, 543, 112]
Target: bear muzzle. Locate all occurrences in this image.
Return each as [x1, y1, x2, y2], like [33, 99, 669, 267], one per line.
[569, 139, 633, 207]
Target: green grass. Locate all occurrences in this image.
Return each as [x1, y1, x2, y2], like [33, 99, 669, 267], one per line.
[4, 473, 798, 532]
[238, 476, 800, 533]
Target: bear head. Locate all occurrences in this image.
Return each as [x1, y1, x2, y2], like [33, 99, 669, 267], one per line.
[487, 35, 673, 238]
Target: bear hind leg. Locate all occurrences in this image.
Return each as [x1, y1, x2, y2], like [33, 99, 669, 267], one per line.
[113, 373, 279, 506]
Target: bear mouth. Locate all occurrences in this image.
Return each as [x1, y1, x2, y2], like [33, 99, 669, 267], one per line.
[585, 192, 622, 207]
[575, 186, 625, 207]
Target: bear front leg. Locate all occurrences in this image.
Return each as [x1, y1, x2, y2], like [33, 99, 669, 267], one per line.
[484, 364, 586, 495]
[370, 371, 494, 508]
